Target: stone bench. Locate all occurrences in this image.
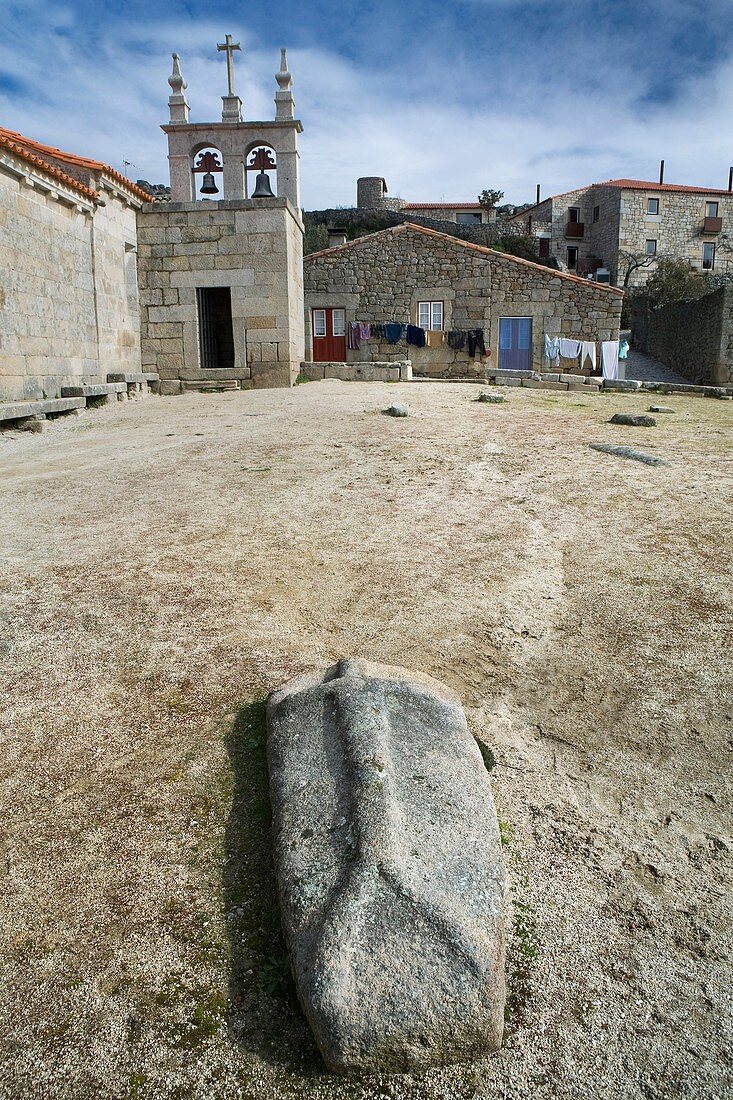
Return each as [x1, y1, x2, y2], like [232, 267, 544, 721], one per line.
[300, 361, 412, 383]
[0, 396, 85, 426]
[267, 658, 506, 1074]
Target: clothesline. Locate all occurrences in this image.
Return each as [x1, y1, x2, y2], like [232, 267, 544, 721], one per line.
[347, 320, 486, 354]
[544, 333, 629, 379]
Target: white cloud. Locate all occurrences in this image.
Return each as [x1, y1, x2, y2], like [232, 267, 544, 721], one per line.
[0, 5, 732, 209]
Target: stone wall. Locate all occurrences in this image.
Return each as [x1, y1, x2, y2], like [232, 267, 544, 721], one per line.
[0, 159, 140, 402]
[632, 285, 733, 385]
[137, 197, 304, 391]
[304, 224, 622, 377]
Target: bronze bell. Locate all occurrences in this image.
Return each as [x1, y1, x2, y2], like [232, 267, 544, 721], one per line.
[200, 171, 219, 195]
[251, 170, 275, 198]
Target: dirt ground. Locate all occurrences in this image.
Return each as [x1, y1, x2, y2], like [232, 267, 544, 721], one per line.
[0, 380, 731, 1100]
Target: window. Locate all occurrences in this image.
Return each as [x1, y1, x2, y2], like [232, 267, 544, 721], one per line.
[706, 201, 719, 218]
[527, 215, 533, 232]
[538, 237, 550, 259]
[702, 242, 716, 270]
[645, 239, 657, 256]
[417, 301, 444, 330]
[456, 211, 482, 224]
[312, 309, 326, 337]
[647, 197, 660, 215]
[567, 246, 578, 270]
[568, 207, 580, 223]
[592, 205, 600, 222]
[332, 309, 345, 337]
[517, 318, 532, 350]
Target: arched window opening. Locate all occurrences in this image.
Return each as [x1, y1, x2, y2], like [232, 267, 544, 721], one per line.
[246, 146, 277, 198]
[192, 147, 224, 201]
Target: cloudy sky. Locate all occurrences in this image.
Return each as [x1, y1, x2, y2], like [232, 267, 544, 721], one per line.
[1, 0, 732, 209]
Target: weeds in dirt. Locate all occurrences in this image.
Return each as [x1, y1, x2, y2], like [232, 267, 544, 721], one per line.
[475, 739, 497, 772]
[222, 701, 321, 1071]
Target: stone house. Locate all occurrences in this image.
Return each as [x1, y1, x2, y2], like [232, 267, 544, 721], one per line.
[0, 125, 149, 402]
[356, 177, 495, 225]
[303, 223, 622, 376]
[508, 178, 733, 287]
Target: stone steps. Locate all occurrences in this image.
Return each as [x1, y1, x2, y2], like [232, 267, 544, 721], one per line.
[181, 379, 240, 392]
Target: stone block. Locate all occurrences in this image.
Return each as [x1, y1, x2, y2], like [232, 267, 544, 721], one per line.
[299, 363, 325, 381]
[603, 380, 642, 392]
[539, 381, 569, 391]
[160, 380, 183, 396]
[324, 364, 401, 382]
[266, 658, 506, 1074]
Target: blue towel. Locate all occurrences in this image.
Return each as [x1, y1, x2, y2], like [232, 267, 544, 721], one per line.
[384, 323, 404, 344]
[406, 324, 426, 348]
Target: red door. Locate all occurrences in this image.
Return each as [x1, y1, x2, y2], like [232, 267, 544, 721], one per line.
[312, 307, 346, 361]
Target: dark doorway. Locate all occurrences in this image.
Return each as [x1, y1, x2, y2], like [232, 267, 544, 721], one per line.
[197, 287, 235, 370]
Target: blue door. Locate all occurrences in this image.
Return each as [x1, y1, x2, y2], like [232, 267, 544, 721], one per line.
[499, 317, 533, 371]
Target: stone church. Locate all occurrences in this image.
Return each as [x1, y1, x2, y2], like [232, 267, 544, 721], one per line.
[0, 39, 306, 407]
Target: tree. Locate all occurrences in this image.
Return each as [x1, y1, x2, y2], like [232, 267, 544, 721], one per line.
[643, 257, 705, 307]
[493, 234, 539, 262]
[617, 248, 659, 289]
[478, 188, 505, 210]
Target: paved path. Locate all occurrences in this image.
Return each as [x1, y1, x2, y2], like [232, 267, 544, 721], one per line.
[622, 338, 692, 385]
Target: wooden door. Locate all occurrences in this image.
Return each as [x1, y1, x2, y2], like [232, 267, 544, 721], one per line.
[312, 307, 346, 362]
[499, 317, 533, 371]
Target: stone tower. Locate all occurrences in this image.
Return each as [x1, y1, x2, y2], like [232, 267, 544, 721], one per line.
[136, 40, 305, 392]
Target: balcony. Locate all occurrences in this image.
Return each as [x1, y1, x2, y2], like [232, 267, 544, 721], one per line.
[565, 221, 585, 238]
[703, 216, 723, 234]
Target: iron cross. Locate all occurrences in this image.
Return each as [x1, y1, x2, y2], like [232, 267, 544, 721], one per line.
[217, 34, 241, 96]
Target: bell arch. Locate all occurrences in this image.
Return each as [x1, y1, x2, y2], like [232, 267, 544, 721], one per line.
[245, 144, 277, 198]
[191, 145, 225, 200]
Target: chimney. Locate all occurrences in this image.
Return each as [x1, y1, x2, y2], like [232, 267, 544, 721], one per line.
[536, 183, 541, 204]
[659, 159, 665, 185]
[327, 228, 347, 248]
[728, 166, 732, 193]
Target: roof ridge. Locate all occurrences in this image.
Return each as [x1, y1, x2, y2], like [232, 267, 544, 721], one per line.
[0, 131, 98, 202]
[0, 125, 152, 203]
[305, 221, 623, 294]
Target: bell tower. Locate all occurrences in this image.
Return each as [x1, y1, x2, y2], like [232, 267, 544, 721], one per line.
[136, 35, 305, 392]
[162, 41, 302, 206]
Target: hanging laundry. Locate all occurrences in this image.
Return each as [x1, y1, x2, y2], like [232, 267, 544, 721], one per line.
[384, 322, 404, 345]
[544, 335, 561, 364]
[358, 322, 372, 342]
[467, 329, 486, 357]
[601, 340, 620, 380]
[559, 337, 582, 360]
[372, 323, 385, 340]
[580, 340, 597, 372]
[347, 322, 360, 350]
[384, 322, 404, 344]
[447, 331, 466, 351]
[425, 330, 445, 348]
[619, 338, 630, 360]
[406, 324, 426, 348]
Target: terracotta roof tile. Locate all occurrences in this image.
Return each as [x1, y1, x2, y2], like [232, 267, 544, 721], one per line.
[0, 130, 98, 201]
[402, 202, 483, 209]
[305, 222, 624, 295]
[0, 125, 152, 203]
[601, 177, 733, 195]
